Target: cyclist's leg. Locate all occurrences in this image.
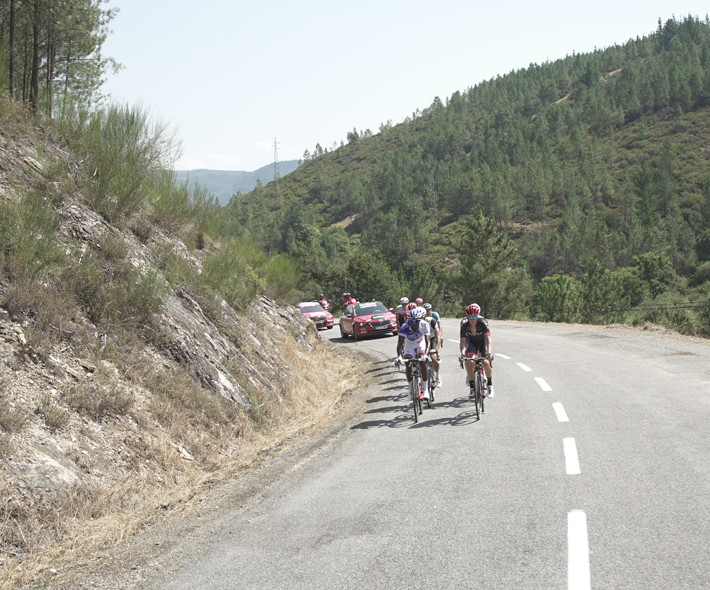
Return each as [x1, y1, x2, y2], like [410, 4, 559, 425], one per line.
[482, 356, 494, 398]
[417, 344, 430, 398]
[464, 345, 477, 384]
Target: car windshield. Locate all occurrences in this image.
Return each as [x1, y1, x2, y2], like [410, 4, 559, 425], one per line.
[300, 304, 325, 313]
[354, 302, 389, 316]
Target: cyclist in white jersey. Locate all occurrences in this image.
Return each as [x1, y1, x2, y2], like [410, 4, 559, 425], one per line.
[398, 306, 431, 400]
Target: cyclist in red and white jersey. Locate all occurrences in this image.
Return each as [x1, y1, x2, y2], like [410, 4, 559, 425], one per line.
[398, 306, 431, 400]
[394, 297, 409, 330]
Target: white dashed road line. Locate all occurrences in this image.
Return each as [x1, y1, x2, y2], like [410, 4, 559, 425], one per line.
[568, 510, 591, 590]
[535, 377, 552, 391]
[496, 353, 511, 360]
[516, 362, 532, 372]
[563, 438, 581, 475]
[553, 402, 569, 422]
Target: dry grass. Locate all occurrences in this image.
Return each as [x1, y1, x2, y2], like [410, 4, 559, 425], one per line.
[0, 338, 365, 589]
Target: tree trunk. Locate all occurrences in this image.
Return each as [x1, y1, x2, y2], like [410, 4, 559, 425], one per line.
[9, 0, 15, 96]
[29, 0, 40, 109]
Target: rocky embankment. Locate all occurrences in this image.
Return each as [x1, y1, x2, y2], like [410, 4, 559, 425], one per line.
[0, 116, 358, 587]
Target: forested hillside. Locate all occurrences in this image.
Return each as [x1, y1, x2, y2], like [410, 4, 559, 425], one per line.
[230, 16, 710, 335]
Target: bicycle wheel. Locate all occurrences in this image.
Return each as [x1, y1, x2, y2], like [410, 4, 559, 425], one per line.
[410, 378, 419, 423]
[480, 371, 485, 414]
[474, 371, 482, 419]
[415, 376, 423, 416]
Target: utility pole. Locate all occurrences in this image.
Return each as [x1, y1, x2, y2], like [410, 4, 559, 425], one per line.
[273, 137, 282, 212]
[273, 137, 281, 181]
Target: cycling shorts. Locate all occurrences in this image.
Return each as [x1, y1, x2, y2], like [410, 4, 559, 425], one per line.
[403, 341, 427, 359]
[464, 339, 488, 356]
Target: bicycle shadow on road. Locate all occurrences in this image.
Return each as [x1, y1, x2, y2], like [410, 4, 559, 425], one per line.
[407, 404, 481, 429]
[352, 395, 481, 430]
[350, 412, 414, 430]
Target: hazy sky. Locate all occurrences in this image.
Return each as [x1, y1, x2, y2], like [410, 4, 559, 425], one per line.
[102, 1, 709, 172]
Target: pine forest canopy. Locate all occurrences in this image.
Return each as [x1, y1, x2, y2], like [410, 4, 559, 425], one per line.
[0, 0, 119, 115]
[229, 16, 710, 336]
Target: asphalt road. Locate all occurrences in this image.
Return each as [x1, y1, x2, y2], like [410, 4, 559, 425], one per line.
[102, 320, 710, 590]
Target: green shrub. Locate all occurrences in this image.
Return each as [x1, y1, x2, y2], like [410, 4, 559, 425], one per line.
[36, 394, 70, 433]
[264, 254, 299, 302]
[200, 238, 267, 309]
[63, 250, 166, 331]
[1, 274, 79, 350]
[0, 391, 28, 433]
[56, 104, 177, 223]
[61, 383, 133, 422]
[0, 191, 63, 279]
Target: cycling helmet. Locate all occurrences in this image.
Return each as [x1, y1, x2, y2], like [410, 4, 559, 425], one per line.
[400, 297, 409, 305]
[422, 302, 432, 310]
[415, 297, 423, 304]
[406, 302, 418, 311]
[407, 306, 427, 321]
[465, 303, 481, 317]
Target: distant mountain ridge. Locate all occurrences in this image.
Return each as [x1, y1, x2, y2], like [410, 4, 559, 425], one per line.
[176, 160, 300, 205]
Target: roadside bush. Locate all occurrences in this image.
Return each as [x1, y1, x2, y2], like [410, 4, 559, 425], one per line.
[61, 383, 133, 422]
[533, 274, 582, 322]
[0, 191, 63, 279]
[264, 254, 299, 303]
[56, 104, 177, 223]
[0, 389, 28, 433]
[200, 238, 266, 310]
[63, 250, 166, 332]
[2, 274, 79, 350]
[36, 394, 70, 433]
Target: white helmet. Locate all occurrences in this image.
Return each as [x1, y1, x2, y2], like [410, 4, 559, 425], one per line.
[400, 297, 409, 305]
[407, 307, 426, 320]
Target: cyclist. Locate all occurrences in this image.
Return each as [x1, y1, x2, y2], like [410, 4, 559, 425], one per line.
[422, 303, 442, 386]
[429, 304, 442, 346]
[395, 297, 409, 330]
[340, 292, 351, 310]
[399, 306, 431, 400]
[393, 297, 410, 358]
[317, 294, 329, 311]
[459, 303, 494, 398]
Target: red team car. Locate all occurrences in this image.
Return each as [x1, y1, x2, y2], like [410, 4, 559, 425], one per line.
[339, 301, 398, 340]
[298, 301, 334, 330]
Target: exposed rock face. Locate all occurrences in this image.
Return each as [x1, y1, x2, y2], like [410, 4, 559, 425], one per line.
[0, 115, 320, 531]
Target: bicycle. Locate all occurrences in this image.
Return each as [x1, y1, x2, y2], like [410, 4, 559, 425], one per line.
[403, 357, 427, 422]
[459, 353, 490, 419]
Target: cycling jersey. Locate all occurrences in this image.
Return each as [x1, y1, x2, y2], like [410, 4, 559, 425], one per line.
[424, 316, 439, 348]
[460, 316, 491, 354]
[399, 320, 431, 357]
[395, 304, 407, 329]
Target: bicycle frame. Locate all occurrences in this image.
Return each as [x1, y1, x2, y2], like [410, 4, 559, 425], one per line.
[461, 353, 486, 418]
[403, 357, 425, 422]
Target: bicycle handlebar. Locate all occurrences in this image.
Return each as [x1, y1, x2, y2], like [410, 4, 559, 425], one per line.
[459, 353, 494, 368]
